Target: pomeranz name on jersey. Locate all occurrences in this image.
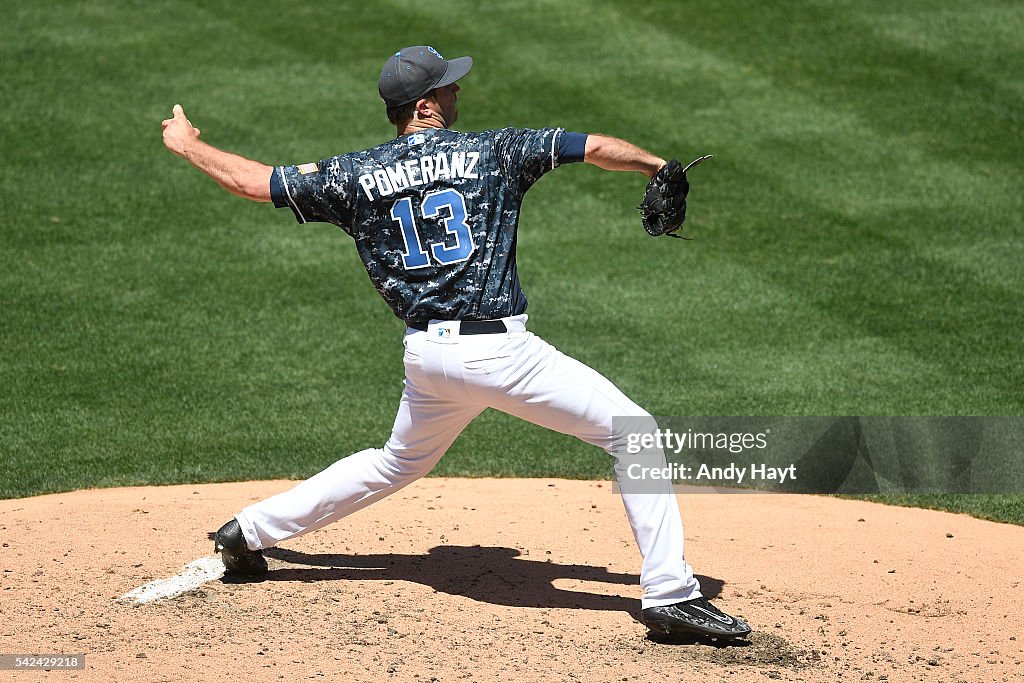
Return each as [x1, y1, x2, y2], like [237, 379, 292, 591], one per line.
[358, 151, 481, 200]
[270, 127, 579, 321]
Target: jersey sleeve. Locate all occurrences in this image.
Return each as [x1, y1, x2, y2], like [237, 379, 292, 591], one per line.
[493, 128, 587, 197]
[270, 156, 356, 228]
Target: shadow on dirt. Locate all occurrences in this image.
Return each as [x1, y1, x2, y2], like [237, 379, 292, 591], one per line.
[249, 544, 724, 617]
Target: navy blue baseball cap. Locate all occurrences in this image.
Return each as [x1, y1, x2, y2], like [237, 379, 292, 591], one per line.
[378, 46, 473, 107]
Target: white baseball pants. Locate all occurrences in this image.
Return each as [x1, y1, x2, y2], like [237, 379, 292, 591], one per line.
[235, 314, 701, 608]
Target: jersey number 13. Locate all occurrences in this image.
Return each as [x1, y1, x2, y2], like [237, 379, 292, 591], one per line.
[390, 189, 475, 270]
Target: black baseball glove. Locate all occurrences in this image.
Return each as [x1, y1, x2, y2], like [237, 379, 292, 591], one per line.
[638, 155, 713, 239]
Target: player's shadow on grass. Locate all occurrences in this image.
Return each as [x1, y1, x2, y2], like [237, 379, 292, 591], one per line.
[256, 544, 723, 615]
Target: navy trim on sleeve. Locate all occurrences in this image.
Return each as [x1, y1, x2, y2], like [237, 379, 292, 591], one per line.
[269, 167, 288, 208]
[557, 132, 588, 164]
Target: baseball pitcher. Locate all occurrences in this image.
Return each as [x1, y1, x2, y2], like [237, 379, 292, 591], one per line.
[161, 45, 749, 642]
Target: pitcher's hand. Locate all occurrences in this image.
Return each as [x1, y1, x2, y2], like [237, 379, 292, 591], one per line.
[161, 104, 201, 158]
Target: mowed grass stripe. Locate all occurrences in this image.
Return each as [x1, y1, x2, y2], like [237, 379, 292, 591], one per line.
[642, 0, 1024, 166]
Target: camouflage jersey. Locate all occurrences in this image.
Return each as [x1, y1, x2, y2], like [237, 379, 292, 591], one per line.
[270, 127, 586, 323]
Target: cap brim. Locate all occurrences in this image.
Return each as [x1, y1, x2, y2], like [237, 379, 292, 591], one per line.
[435, 56, 473, 88]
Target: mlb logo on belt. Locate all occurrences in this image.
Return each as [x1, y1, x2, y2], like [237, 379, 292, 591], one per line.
[437, 327, 452, 338]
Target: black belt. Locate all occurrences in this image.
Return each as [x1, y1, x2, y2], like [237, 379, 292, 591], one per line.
[407, 319, 508, 335]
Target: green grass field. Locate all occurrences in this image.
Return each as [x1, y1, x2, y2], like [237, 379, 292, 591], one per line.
[2, 2, 1021, 522]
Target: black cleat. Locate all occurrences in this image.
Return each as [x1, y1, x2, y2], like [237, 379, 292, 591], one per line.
[213, 519, 268, 576]
[641, 597, 751, 641]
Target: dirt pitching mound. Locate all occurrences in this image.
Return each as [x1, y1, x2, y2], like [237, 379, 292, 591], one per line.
[1, 478, 1021, 682]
